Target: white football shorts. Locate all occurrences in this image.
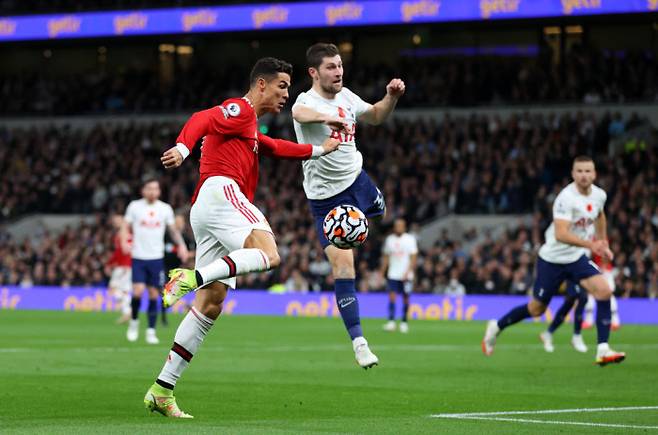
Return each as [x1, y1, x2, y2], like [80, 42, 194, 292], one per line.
[190, 176, 272, 289]
[109, 266, 132, 293]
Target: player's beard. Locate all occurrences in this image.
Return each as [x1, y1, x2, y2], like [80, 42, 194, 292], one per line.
[320, 80, 342, 95]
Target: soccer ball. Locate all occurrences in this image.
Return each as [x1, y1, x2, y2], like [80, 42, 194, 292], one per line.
[323, 204, 369, 249]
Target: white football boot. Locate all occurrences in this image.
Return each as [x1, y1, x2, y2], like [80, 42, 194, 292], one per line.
[145, 328, 160, 345]
[383, 320, 396, 332]
[353, 337, 378, 369]
[595, 343, 626, 366]
[127, 319, 139, 342]
[539, 331, 555, 353]
[571, 334, 588, 353]
[481, 320, 499, 356]
[399, 322, 409, 334]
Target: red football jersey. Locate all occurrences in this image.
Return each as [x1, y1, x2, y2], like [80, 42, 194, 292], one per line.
[176, 97, 314, 203]
[107, 234, 131, 267]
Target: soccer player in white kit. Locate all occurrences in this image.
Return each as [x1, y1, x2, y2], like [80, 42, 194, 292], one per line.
[381, 218, 418, 333]
[482, 156, 626, 366]
[121, 178, 189, 344]
[293, 43, 405, 368]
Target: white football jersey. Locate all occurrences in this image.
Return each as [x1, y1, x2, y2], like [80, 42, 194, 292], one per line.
[124, 199, 175, 260]
[538, 182, 607, 264]
[383, 233, 419, 280]
[293, 87, 372, 200]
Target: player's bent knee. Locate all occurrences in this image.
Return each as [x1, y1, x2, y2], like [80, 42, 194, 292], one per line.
[528, 300, 547, 317]
[266, 250, 281, 269]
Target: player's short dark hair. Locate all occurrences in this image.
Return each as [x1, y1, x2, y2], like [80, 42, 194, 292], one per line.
[249, 57, 292, 86]
[306, 43, 340, 69]
[573, 155, 594, 165]
[142, 177, 159, 187]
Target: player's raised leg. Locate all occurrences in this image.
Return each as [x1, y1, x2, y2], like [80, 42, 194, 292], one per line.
[164, 241, 276, 307]
[579, 273, 625, 365]
[326, 245, 378, 368]
[483, 257, 556, 356]
[483, 298, 546, 356]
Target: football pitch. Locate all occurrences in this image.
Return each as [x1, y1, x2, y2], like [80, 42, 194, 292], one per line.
[1, 310, 657, 434]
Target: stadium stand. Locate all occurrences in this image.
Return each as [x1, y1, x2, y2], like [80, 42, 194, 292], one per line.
[1, 111, 656, 298]
[1, 46, 656, 115]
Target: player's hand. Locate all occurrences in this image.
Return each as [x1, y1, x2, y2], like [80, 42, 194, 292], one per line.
[323, 117, 350, 133]
[320, 138, 341, 155]
[591, 239, 614, 261]
[386, 78, 406, 99]
[161, 147, 183, 169]
[177, 244, 190, 263]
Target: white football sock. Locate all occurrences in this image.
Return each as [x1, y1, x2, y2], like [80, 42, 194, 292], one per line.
[121, 292, 131, 316]
[584, 294, 595, 324]
[196, 248, 270, 284]
[610, 295, 620, 324]
[157, 307, 214, 388]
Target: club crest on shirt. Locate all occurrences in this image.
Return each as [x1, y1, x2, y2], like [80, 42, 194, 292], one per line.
[226, 103, 241, 117]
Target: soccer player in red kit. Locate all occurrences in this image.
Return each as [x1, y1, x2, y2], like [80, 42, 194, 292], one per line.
[143, 57, 339, 418]
[106, 214, 132, 324]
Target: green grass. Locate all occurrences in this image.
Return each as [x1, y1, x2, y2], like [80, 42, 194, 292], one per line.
[1, 311, 657, 434]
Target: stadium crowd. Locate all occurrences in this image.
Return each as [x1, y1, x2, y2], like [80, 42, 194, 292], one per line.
[1, 110, 656, 298]
[1, 46, 656, 115]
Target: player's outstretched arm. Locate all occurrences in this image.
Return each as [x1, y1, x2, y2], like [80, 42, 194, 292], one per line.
[292, 105, 349, 133]
[258, 133, 339, 160]
[162, 104, 250, 169]
[359, 78, 405, 125]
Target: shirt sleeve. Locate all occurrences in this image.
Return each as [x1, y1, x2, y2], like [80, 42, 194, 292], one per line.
[345, 87, 373, 118]
[124, 202, 135, 224]
[408, 236, 419, 255]
[164, 205, 175, 226]
[292, 92, 307, 109]
[552, 191, 573, 221]
[175, 101, 252, 156]
[257, 133, 314, 160]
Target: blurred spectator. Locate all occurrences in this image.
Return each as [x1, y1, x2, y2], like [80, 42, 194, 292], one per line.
[1, 46, 656, 115]
[1, 110, 656, 297]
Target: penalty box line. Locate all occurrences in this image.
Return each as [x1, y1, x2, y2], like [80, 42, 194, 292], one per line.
[431, 405, 658, 431]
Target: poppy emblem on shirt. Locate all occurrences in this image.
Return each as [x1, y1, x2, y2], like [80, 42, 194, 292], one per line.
[337, 107, 346, 118]
[586, 204, 592, 212]
[226, 103, 241, 117]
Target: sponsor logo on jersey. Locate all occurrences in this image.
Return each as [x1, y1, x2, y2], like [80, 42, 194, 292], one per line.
[226, 102, 241, 117]
[219, 106, 229, 119]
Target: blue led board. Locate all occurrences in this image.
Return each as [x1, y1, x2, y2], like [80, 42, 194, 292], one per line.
[0, 0, 654, 42]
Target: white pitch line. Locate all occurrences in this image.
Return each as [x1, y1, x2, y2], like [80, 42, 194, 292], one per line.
[436, 415, 658, 430]
[432, 405, 658, 417]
